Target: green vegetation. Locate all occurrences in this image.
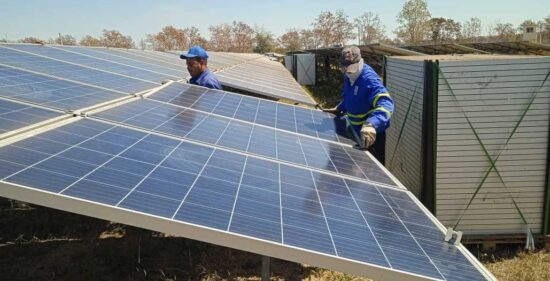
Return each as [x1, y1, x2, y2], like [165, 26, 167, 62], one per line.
[304, 65, 344, 108]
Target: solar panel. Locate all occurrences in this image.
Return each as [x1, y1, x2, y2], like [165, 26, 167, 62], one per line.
[147, 82, 355, 145]
[102, 48, 186, 74]
[0, 44, 157, 93]
[0, 118, 494, 281]
[206, 52, 263, 71]
[53, 46, 185, 78]
[0, 45, 496, 281]
[0, 64, 127, 111]
[0, 99, 63, 134]
[2, 44, 176, 83]
[216, 57, 315, 105]
[90, 94, 394, 185]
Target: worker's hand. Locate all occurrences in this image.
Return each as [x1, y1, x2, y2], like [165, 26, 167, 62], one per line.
[320, 106, 342, 116]
[360, 124, 376, 149]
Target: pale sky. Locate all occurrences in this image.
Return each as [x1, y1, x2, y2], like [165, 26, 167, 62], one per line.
[1, 0, 548, 43]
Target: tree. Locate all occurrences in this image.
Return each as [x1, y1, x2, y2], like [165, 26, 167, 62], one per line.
[101, 30, 135, 48]
[355, 12, 387, 44]
[186, 26, 207, 48]
[253, 27, 275, 53]
[279, 29, 302, 52]
[538, 15, 550, 43]
[461, 17, 482, 42]
[144, 34, 158, 50]
[300, 29, 320, 50]
[231, 21, 254, 52]
[138, 39, 147, 50]
[190, 36, 209, 49]
[312, 10, 355, 47]
[55, 34, 76, 45]
[519, 19, 537, 31]
[395, 0, 432, 44]
[209, 23, 233, 51]
[208, 21, 254, 52]
[429, 18, 461, 42]
[489, 21, 517, 41]
[146, 26, 207, 51]
[79, 35, 102, 47]
[150, 26, 187, 51]
[18, 37, 45, 44]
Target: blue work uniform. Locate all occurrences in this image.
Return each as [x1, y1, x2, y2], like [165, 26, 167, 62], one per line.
[337, 64, 393, 134]
[189, 69, 222, 89]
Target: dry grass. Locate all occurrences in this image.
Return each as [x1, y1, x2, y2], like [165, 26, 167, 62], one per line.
[303, 67, 343, 108]
[484, 250, 550, 281]
[302, 268, 372, 281]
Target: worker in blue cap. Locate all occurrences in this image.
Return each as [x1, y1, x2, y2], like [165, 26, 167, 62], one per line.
[179, 46, 222, 89]
[321, 46, 394, 163]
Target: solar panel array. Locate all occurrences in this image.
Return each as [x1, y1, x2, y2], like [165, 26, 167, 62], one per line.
[215, 57, 315, 105]
[0, 43, 495, 281]
[0, 99, 62, 134]
[94, 82, 395, 185]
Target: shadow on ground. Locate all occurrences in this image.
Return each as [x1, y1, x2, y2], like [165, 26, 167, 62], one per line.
[0, 199, 317, 281]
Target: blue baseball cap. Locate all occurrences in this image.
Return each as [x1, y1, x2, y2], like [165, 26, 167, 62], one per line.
[180, 46, 209, 60]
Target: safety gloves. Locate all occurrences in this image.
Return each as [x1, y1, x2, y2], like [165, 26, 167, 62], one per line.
[360, 124, 376, 149]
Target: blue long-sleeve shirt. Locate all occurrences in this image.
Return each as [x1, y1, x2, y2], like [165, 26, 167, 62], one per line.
[189, 69, 222, 89]
[337, 64, 394, 133]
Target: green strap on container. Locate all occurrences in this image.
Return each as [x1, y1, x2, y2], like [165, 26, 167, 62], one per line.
[438, 65, 550, 249]
[388, 83, 419, 170]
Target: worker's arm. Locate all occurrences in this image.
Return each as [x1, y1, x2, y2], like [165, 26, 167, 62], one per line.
[359, 93, 393, 149]
[320, 101, 344, 116]
[365, 92, 393, 133]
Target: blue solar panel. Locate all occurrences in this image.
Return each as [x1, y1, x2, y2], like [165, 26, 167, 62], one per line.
[5, 44, 178, 83]
[0, 44, 157, 93]
[0, 119, 492, 281]
[54, 46, 186, 78]
[148, 82, 356, 145]
[112, 48, 184, 69]
[216, 57, 315, 105]
[91, 98, 396, 186]
[0, 99, 62, 134]
[0, 65, 127, 110]
[0, 45, 496, 280]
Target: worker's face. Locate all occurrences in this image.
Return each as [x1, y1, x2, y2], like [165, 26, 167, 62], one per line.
[186, 58, 206, 78]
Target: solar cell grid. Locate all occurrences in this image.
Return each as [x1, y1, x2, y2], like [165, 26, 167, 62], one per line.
[0, 45, 157, 93]
[54, 46, 185, 78]
[216, 57, 314, 105]
[148, 82, 356, 145]
[0, 44, 496, 281]
[0, 99, 62, 134]
[4, 44, 172, 83]
[91, 97, 396, 186]
[0, 118, 491, 280]
[104, 48, 186, 73]
[0, 65, 127, 110]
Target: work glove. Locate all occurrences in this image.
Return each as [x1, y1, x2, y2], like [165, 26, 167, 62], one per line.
[360, 124, 376, 149]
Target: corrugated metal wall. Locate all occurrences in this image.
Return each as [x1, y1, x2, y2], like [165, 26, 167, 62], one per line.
[385, 55, 550, 235]
[385, 58, 426, 197]
[295, 54, 316, 85]
[436, 57, 550, 234]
